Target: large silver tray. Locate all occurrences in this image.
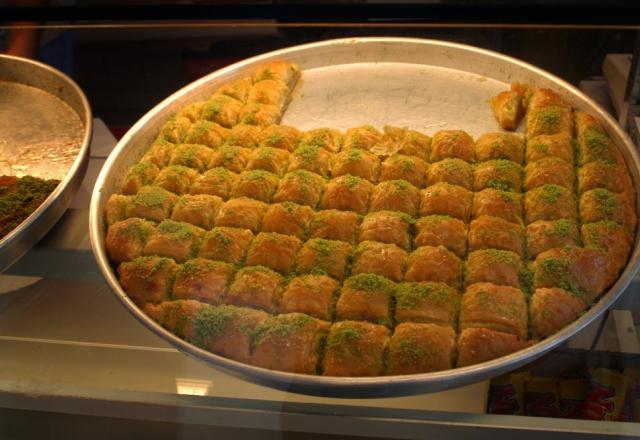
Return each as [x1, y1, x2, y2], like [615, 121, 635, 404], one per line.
[89, 38, 640, 397]
[0, 55, 92, 273]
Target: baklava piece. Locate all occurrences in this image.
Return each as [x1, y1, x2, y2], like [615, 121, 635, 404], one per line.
[227, 266, 284, 313]
[322, 321, 390, 377]
[257, 124, 300, 152]
[153, 165, 199, 195]
[369, 180, 419, 216]
[177, 101, 205, 123]
[144, 299, 203, 341]
[430, 130, 475, 163]
[171, 194, 223, 230]
[394, 281, 458, 327]
[426, 159, 473, 190]
[524, 184, 577, 224]
[472, 188, 522, 225]
[582, 221, 633, 276]
[143, 220, 205, 263]
[414, 215, 467, 257]
[121, 162, 160, 195]
[300, 128, 343, 153]
[578, 160, 634, 194]
[214, 197, 267, 233]
[251, 60, 301, 89]
[358, 211, 412, 250]
[261, 202, 313, 239]
[106, 218, 156, 263]
[252, 313, 329, 374]
[534, 246, 609, 303]
[225, 123, 262, 148]
[189, 167, 237, 200]
[208, 145, 251, 173]
[457, 327, 530, 367]
[575, 111, 625, 166]
[343, 125, 383, 151]
[126, 185, 178, 222]
[525, 89, 573, 139]
[192, 304, 268, 363]
[330, 148, 380, 182]
[106, 194, 131, 226]
[460, 282, 528, 339]
[468, 215, 525, 258]
[287, 144, 331, 177]
[545, 215, 589, 256]
[526, 219, 579, 259]
[158, 116, 191, 144]
[248, 79, 291, 109]
[473, 160, 523, 192]
[168, 143, 214, 173]
[140, 138, 175, 168]
[336, 273, 395, 326]
[183, 120, 228, 149]
[526, 105, 573, 140]
[491, 90, 524, 130]
[579, 189, 637, 232]
[229, 170, 279, 202]
[530, 287, 587, 338]
[172, 258, 234, 304]
[524, 157, 574, 190]
[419, 183, 473, 221]
[271, 170, 325, 208]
[105, 194, 129, 225]
[118, 256, 178, 304]
[200, 93, 244, 128]
[320, 174, 373, 214]
[245, 232, 302, 275]
[381, 126, 431, 160]
[281, 274, 339, 321]
[379, 154, 428, 188]
[216, 76, 253, 103]
[404, 245, 462, 287]
[239, 103, 281, 126]
[245, 147, 290, 176]
[308, 209, 360, 243]
[198, 227, 254, 264]
[464, 249, 525, 289]
[474, 133, 524, 165]
[295, 238, 352, 281]
[387, 323, 456, 374]
[351, 241, 407, 282]
[525, 132, 573, 164]
[528, 87, 571, 110]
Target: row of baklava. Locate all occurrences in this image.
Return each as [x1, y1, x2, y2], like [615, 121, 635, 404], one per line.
[165, 60, 301, 134]
[116, 231, 608, 338]
[145, 298, 532, 375]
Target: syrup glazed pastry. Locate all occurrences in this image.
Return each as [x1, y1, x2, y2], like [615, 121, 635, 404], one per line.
[105, 61, 636, 377]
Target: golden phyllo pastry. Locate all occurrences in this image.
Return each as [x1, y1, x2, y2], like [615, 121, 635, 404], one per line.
[252, 313, 329, 374]
[322, 321, 390, 376]
[172, 258, 234, 304]
[198, 227, 254, 264]
[227, 265, 284, 313]
[394, 281, 458, 327]
[387, 323, 456, 374]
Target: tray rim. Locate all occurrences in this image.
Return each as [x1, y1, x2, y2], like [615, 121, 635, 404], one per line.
[89, 37, 640, 397]
[0, 54, 92, 273]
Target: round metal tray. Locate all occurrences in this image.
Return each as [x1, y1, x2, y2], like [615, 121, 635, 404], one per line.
[89, 38, 640, 397]
[0, 55, 92, 273]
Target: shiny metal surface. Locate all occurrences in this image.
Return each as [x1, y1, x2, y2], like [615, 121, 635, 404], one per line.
[0, 55, 92, 272]
[90, 38, 640, 397]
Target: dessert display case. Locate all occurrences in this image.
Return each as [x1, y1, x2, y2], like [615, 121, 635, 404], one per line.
[1, 2, 640, 438]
